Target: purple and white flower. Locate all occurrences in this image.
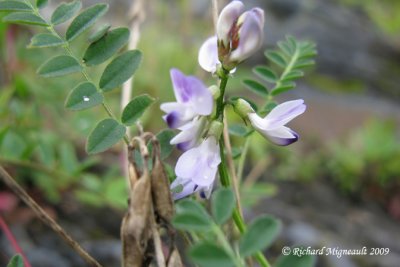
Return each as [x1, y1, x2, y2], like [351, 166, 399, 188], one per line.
[248, 99, 306, 146]
[160, 69, 213, 128]
[170, 116, 205, 151]
[170, 137, 221, 199]
[198, 1, 265, 72]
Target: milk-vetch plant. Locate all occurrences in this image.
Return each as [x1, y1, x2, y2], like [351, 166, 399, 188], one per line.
[1, 0, 317, 266]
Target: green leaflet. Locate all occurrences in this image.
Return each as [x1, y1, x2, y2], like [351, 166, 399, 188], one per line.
[28, 33, 65, 48]
[0, 1, 32, 12]
[65, 82, 104, 110]
[66, 3, 108, 41]
[86, 118, 126, 154]
[51, 0, 82, 25]
[3, 12, 48, 26]
[99, 50, 142, 91]
[37, 55, 82, 77]
[83, 27, 130, 66]
[121, 94, 154, 126]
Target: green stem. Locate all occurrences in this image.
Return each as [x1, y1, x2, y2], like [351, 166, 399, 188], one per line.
[215, 70, 271, 267]
[273, 44, 300, 91]
[25, 0, 129, 145]
[214, 69, 229, 121]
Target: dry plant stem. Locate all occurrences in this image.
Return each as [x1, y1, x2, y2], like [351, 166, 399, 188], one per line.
[121, 0, 146, 136]
[150, 205, 166, 267]
[0, 166, 103, 267]
[212, 0, 219, 32]
[223, 114, 243, 216]
[120, 0, 146, 189]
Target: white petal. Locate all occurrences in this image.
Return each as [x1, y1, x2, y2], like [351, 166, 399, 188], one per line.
[160, 102, 183, 113]
[217, 1, 244, 46]
[170, 117, 204, 149]
[229, 9, 264, 62]
[264, 99, 306, 129]
[248, 112, 269, 130]
[258, 126, 299, 146]
[198, 36, 219, 73]
[175, 145, 201, 178]
[171, 178, 200, 200]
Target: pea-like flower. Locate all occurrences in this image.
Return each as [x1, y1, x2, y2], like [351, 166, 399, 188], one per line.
[198, 1, 265, 72]
[170, 137, 221, 199]
[170, 116, 205, 151]
[160, 69, 213, 128]
[248, 99, 306, 146]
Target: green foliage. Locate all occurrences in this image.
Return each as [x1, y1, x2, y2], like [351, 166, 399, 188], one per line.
[240, 183, 277, 208]
[0, 1, 32, 12]
[66, 3, 108, 41]
[36, 0, 48, 9]
[242, 79, 268, 97]
[88, 23, 110, 43]
[83, 27, 130, 66]
[228, 124, 252, 137]
[327, 120, 400, 192]
[86, 118, 126, 154]
[51, 0, 82, 25]
[2, 0, 149, 154]
[275, 253, 316, 267]
[239, 215, 281, 257]
[99, 50, 142, 91]
[28, 33, 65, 48]
[189, 242, 235, 267]
[37, 55, 82, 77]
[3, 12, 48, 26]
[65, 82, 104, 110]
[155, 129, 175, 160]
[121, 94, 155, 126]
[211, 188, 235, 225]
[173, 199, 212, 232]
[6, 254, 23, 267]
[241, 36, 316, 113]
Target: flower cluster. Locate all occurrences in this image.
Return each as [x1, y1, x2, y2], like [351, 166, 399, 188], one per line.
[162, 1, 306, 200]
[161, 69, 221, 199]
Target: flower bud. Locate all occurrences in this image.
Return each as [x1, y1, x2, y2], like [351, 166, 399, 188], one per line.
[207, 120, 223, 140]
[232, 98, 254, 119]
[208, 85, 220, 99]
[229, 8, 264, 63]
[215, 2, 265, 70]
[217, 1, 244, 48]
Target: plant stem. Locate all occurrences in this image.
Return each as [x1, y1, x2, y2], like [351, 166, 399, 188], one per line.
[215, 71, 271, 267]
[237, 136, 251, 184]
[24, 0, 129, 145]
[214, 70, 229, 121]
